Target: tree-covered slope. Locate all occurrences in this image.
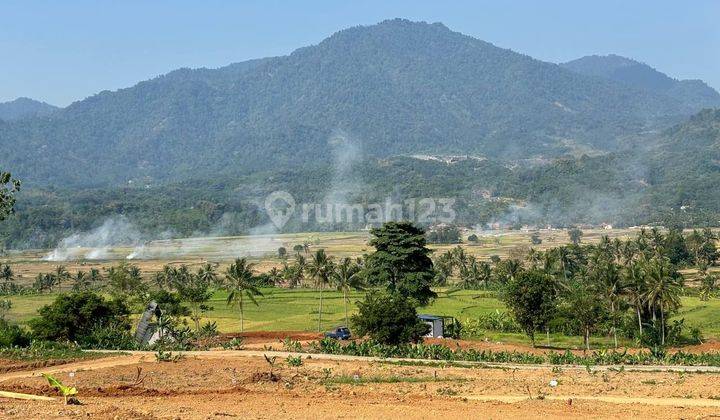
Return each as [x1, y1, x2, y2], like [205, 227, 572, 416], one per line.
[561, 55, 720, 110]
[4, 110, 720, 249]
[0, 98, 58, 121]
[0, 19, 695, 188]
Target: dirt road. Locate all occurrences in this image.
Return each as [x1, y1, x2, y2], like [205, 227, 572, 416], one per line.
[2, 350, 720, 418]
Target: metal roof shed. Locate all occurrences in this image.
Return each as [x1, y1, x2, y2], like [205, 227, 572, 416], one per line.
[418, 314, 444, 338]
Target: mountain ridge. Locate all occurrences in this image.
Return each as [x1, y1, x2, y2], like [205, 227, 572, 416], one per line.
[0, 97, 58, 121]
[0, 19, 712, 188]
[561, 54, 720, 109]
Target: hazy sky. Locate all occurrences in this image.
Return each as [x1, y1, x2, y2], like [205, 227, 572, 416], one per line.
[2, 0, 718, 106]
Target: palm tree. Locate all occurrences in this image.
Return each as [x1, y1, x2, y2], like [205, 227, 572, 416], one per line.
[591, 256, 625, 348]
[306, 249, 334, 332]
[55, 265, 70, 286]
[623, 261, 647, 337]
[88, 268, 102, 286]
[649, 228, 665, 255]
[267, 266, 282, 286]
[642, 257, 682, 345]
[72, 271, 91, 291]
[526, 248, 542, 269]
[457, 256, 491, 290]
[281, 263, 303, 288]
[332, 257, 364, 326]
[294, 254, 307, 287]
[452, 246, 468, 271]
[198, 262, 219, 286]
[224, 258, 263, 332]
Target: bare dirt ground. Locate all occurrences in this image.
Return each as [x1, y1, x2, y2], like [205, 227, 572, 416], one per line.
[3, 350, 720, 419]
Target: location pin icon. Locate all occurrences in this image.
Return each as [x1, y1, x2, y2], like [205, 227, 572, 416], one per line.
[265, 191, 296, 229]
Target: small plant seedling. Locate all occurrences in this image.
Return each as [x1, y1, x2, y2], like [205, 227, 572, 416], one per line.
[286, 355, 303, 370]
[42, 373, 79, 405]
[436, 386, 458, 396]
[155, 348, 183, 362]
[283, 338, 302, 352]
[322, 367, 333, 380]
[222, 337, 245, 350]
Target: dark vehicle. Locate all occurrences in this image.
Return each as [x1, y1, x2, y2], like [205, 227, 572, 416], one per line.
[324, 326, 351, 340]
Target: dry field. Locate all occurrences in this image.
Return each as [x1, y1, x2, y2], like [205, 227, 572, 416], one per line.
[1, 228, 667, 286]
[3, 341, 720, 419]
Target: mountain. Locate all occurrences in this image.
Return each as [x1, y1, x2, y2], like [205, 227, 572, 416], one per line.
[561, 55, 720, 110]
[1, 19, 703, 188]
[3, 108, 719, 249]
[0, 97, 58, 121]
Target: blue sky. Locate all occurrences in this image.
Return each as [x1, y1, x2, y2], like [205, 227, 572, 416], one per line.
[2, 0, 718, 106]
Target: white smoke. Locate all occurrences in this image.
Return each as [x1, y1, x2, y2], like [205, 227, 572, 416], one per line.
[43, 216, 142, 261]
[324, 130, 362, 206]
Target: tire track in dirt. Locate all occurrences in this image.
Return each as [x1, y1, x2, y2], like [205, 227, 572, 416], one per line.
[4, 350, 720, 410]
[462, 394, 720, 408]
[0, 354, 149, 383]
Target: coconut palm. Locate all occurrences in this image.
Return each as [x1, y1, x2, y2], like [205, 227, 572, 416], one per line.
[224, 258, 263, 332]
[72, 271, 91, 291]
[54, 265, 71, 285]
[281, 263, 303, 288]
[452, 246, 468, 270]
[332, 257, 364, 325]
[267, 266, 282, 286]
[306, 249, 334, 332]
[591, 256, 625, 348]
[457, 256, 491, 290]
[197, 263, 219, 286]
[294, 254, 307, 287]
[641, 257, 682, 345]
[622, 261, 647, 337]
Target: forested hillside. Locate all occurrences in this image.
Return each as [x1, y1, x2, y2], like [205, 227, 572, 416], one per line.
[0, 19, 701, 188]
[2, 110, 719, 249]
[0, 98, 58, 121]
[561, 55, 720, 110]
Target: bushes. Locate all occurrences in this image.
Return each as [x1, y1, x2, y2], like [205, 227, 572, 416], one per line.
[351, 291, 429, 345]
[0, 319, 30, 348]
[79, 321, 137, 350]
[29, 291, 131, 343]
[307, 338, 720, 367]
[462, 311, 522, 337]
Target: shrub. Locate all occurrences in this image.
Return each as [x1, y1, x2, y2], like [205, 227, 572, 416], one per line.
[29, 291, 131, 343]
[351, 291, 429, 345]
[501, 269, 557, 346]
[79, 321, 137, 350]
[0, 319, 31, 348]
[148, 290, 190, 317]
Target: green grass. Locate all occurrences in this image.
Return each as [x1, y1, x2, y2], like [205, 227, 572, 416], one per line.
[4, 293, 55, 325]
[3, 288, 504, 332]
[675, 296, 720, 338]
[7, 289, 720, 346]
